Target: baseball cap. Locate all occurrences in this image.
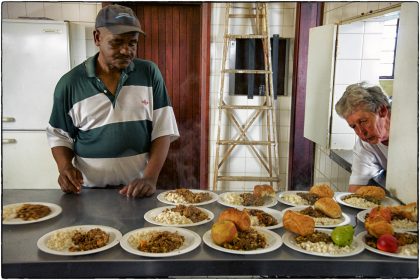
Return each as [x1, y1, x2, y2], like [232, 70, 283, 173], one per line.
[95, 4, 145, 35]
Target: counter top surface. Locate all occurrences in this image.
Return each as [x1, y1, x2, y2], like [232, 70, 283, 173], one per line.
[2, 189, 418, 278]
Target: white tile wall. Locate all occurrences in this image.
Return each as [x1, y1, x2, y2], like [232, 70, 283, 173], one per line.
[209, 2, 296, 192]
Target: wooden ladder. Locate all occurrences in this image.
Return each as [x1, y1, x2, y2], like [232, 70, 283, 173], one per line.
[212, 3, 281, 191]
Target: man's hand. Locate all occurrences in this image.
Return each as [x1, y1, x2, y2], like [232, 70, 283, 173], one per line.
[119, 178, 157, 198]
[58, 165, 83, 194]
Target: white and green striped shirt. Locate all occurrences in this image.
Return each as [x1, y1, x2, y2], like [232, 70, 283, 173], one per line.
[47, 54, 179, 187]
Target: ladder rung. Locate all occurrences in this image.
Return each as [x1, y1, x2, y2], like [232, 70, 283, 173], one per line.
[230, 5, 257, 10]
[217, 176, 280, 182]
[225, 34, 267, 39]
[228, 14, 257, 19]
[217, 140, 274, 145]
[222, 69, 271, 74]
[221, 105, 272, 110]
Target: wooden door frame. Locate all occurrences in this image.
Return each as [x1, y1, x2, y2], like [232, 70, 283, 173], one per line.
[288, 2, 323, 190]
[199, 4, 211, 190]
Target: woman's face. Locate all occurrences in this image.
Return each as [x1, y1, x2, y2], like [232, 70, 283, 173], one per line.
[345, 106, 390, 145]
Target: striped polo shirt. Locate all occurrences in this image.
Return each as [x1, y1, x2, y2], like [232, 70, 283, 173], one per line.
[46, 54, 179, 187]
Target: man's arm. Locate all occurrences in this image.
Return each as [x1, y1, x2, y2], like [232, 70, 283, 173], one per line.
[52, 146, 83, 193]
[119, 135, 171, 198]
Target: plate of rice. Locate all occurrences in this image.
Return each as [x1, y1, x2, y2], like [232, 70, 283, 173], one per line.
[3, 202, 62, 225]
[282, 228, 364, 257]
[335, 192, 400, 210]
[218, 192, 278, 208]
[144, 205, 214, 227]
[277, 191, 319, 207]
[357, 209, 418, 232]
[281, 206, 351, 228]
[37, 225, 122, 256]
[357, 231, 418, 259]
[157, 189, 218, 206]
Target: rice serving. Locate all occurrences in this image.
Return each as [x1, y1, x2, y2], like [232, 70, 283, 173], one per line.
[399, 243, 418, 256]
[343, 197, 378, 208]
[164, 193, 189, 204]
[313, 216, 343, 226]
[298, 241, 355, 255]
[222, 193, 243, 205]
[154, 211, 193, 225]
[2, 205, 19, 221]
[282, 194, 310, 205]
[46, 229, 79, 251]
[391, 218, 417, 230]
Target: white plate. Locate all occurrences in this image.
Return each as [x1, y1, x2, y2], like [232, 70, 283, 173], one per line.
[280, 206, 351, 228]
[282, 228, 364, 258]
[37, 225, 122, 256]
[144, 206, 214, 227]
[217, 192, 278, 208]
[357, 231, 417, 259]
[356, 209, 418, 233]
[238, 207, 283, 230]
[277, 191, 314, 207]
[157, 189, 218, 206]
[335, 192, 401, 210]
[3, 202, 62, 225]
[120, 226, 201, 257]
[203, 227, 282, 255]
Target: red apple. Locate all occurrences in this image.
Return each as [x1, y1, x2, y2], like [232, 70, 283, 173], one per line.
[376, 234, 399, 253]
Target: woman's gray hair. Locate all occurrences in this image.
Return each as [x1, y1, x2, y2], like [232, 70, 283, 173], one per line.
[335, 82, 391, 118]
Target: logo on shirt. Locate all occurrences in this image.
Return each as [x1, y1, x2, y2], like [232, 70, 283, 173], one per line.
[141, 99, 149, 105]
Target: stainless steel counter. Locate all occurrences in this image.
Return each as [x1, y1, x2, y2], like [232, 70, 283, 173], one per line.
[2, 189, 418, 278]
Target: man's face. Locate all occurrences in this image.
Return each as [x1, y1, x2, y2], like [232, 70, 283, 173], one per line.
[345, 107, 389, 145]
[95, 28, 139, 70]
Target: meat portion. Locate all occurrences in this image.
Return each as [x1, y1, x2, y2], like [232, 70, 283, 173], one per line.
[173, 188, 211, 203]
[240, 193, 264, 206]
[222, 228, 267, 251]
[296, 193, 319, 205]
[244, 209, 278, 226]
[138, 231, 184, 253]
[394, 232, 418, 246]
[69, 228, 110, 252]
[299, 207, 329, 218]
[365, 232, 418, 248]
[16, 204, 51, 220]
[295, 230, 332, 244]
[171, 205, 209, 223]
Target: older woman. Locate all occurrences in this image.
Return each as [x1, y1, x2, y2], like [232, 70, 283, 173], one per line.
[335, 82, 391, 192]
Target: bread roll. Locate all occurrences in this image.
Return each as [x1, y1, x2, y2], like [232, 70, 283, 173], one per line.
[314, 197, 342, 219]
[365, 216, 394, 238]
[283, 210, 315, 236]
[391, 202, 417, 222]
[309, 184, 334, 198]
[218, 208, 251, 231]
[253, 184, 275, 198]
[355, 186, 385, 200]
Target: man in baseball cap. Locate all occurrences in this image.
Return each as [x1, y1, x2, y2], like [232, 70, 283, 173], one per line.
[95, 4, 146, 35]
[47, 4, 179, 198]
